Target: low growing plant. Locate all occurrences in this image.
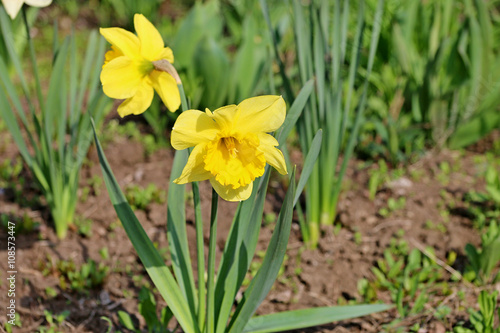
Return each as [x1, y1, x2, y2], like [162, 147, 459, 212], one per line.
[117, 287, 174, 333]
[0, 5, 111, 238]
[454, 290, 500, 333]
[262, 0, 384, 247]
[93, 13, 391, 333]
[465, 221, 500, 285]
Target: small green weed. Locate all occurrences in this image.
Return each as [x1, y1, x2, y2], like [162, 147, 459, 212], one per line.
[378, 197, 406, 218]
[38, 310, 70, 333]
[358, 238, 449, 321]
[80, 175, 103, 202]
[454, 290, 500, 333]
[74, 217, 92, 237]
[101, 120, 164, 156]
[125, 183, 166, 211]
[117, 287, 174, 333]
[39, 256, 109, 294]
[1, 212, 39, 234]
[464, 221, 500, 285]
[368, 160, 390, 200]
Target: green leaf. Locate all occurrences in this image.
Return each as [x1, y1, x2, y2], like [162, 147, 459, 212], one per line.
[448, 108, 500, 149]
[294, 129, 322, 206]
[91, 120, 199, 333]
[228, 169, 296, 333]
[171, 1, 222, 67]
[214, 169, 271, 333]
[117, 311, 136, 331]
[194, 37, 230, 109]
[242, 304, 393, 333]
[277, 79, 314, 146]
[166, 149, 197, 316]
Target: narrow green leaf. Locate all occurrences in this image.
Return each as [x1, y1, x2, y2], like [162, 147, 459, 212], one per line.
[91, 120, 199, 333]
[167, 149, 197, 315]
[0, 78, 31, 166]
[214, 169, 270, 333]
[228, 169, 296, 333]
[294, 129, 322, 206]
[243, 304, 393, 333]
[277, 79, 314, 146]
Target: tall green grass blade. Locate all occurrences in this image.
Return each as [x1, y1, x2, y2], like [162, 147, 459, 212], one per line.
[0, 7, 29, 94]
[448, 108, 500, 149]
[277, 79, 314, 146]
[242, 304, 393, 333]
[294, 130, 322, 206]
[259, 0, 294, 103]
[0, 57, 34, 167]
[214, 170, 270, 333]
[228, 169, 296, 333]
[332, 0, 384, 210]
[91, 121, 199, 333]
[46, 37, 69, 159]
[167, 149, 197, 316]
[0, 79, 31, 166]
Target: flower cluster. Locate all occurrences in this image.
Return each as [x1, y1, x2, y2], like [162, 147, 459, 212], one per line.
[100, 15, 287, 201]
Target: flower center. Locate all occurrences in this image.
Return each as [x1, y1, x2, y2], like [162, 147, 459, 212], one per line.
[222, 137, 238, 158]
[203, 134, 266, 189]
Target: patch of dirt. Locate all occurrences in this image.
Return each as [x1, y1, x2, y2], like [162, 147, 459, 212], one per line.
[0, 127, 495, 332]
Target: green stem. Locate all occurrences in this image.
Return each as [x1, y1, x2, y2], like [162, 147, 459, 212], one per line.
[22, 7, 45, 114]
[177, 82, 206, 329]
[178, 83, 189, 111]
[193, 181, 206, 330]
[206, 189, 218, 333]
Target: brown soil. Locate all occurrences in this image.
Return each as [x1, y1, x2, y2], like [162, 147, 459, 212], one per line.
[0, 125, 497, 333]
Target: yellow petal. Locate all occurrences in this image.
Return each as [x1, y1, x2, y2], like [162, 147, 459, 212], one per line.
[174, 144, 212, 184]
[104, 45, 123, 66]
[24, 0, 52, 7]
[3, 0, 23, 18]
[236, 95, 286, 133]
[134, 14, 164, 61]
[100, 27, 140, 59]
[150, 70, 180, 112]
[171, 110, 219, 150]
[204, 135, 266, 188]
[116, 80, 154, 117]
[210, 178, 253, 202]
[158, 47, 174, 63]
[209, 104, 238, 134]
[101, 56, 143, 99]
[257, 133, 287, 175]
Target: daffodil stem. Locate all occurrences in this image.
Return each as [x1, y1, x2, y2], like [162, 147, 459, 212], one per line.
[206, 189, 218, 333]
[192, 181, 206, 329]
[22, 7, 45, 114]
[177, 82, 205, 328]
[178, 83, 189, 111]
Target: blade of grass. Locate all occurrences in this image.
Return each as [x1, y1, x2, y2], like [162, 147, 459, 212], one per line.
[294, 129, 322, 206]
[214, 169, 270, 333]
[277, 79, 314, 146]
[242, 304, 393, 333]
[92, 120, 199, 333]
[167, 149, 197, 316]
[228, 169, 296, 333]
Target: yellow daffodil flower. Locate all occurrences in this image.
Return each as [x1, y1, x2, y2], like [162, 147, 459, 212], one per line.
[171, 95, 288, 202]
[100, 14, 180, 117]
[2, 0, 52, 19]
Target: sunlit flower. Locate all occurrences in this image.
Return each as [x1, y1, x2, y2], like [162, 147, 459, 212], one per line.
[171, 95, 288, 201]
[2, 0, 52, 19]
[100, 14, 180, 117]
